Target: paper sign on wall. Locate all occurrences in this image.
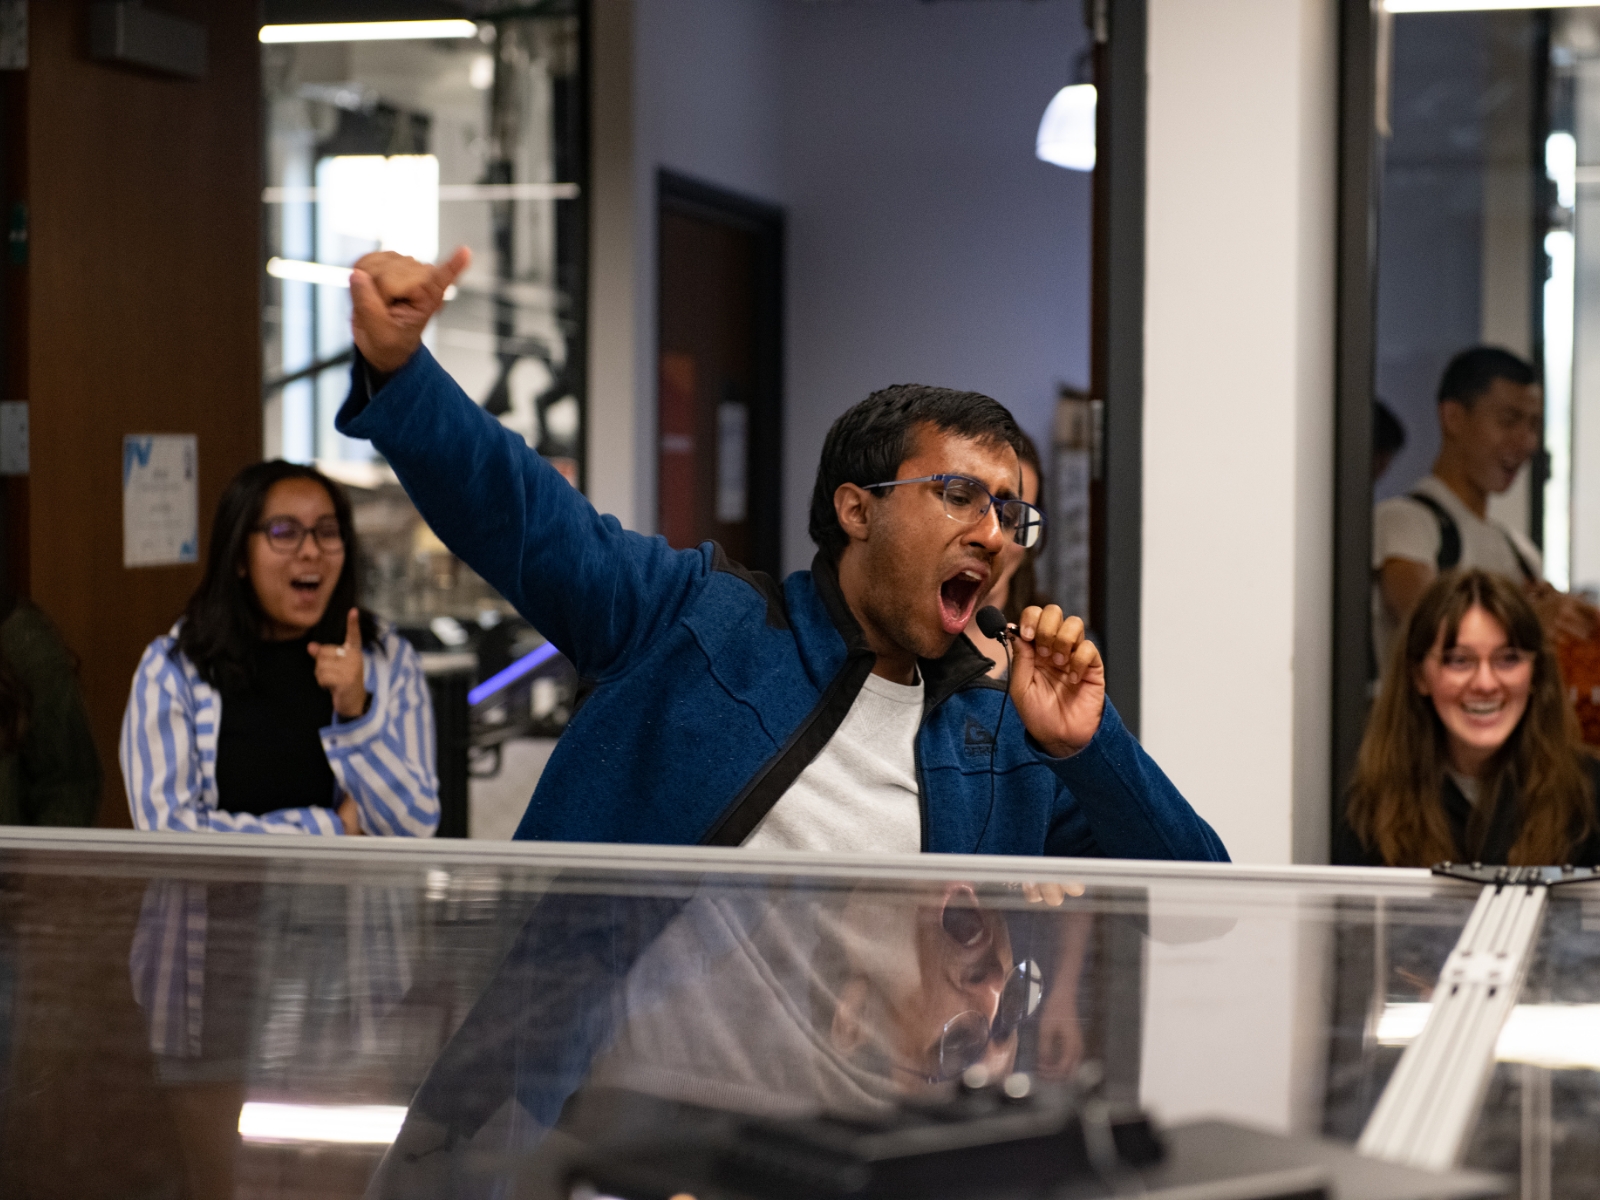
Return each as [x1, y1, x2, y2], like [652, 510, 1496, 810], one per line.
[123, 434, 198, 568]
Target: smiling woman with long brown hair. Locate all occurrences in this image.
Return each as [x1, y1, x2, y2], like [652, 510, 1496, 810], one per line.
[1338, 569, 1600, 867]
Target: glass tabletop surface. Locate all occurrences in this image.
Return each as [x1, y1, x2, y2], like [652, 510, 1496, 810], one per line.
[0, 833, 1490, 1199]
[1460, 886, 1600, 1200]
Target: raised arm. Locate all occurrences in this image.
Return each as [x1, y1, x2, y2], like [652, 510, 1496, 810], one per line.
[1005, 604, 1226, 861]
[335, 250, 711, 678]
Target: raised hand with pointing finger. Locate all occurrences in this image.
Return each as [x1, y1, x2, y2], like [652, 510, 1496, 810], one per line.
[350, 246, 473, 375]
[309, 607, 369, 720]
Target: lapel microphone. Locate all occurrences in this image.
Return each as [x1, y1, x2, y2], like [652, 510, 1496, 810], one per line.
[975, 606, 1013, 642]
[971, 606, 1013, 852]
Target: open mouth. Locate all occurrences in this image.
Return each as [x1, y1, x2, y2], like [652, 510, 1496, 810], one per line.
[1461, 698, 1505, 718]
[938, 568, 986, 635]
[290, 574, 323, 596]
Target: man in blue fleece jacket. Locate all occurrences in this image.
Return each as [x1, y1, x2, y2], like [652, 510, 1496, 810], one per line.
[336, 249, 1227, 861]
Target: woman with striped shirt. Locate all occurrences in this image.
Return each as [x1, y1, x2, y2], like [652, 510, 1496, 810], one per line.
[120, 461, 438, 836]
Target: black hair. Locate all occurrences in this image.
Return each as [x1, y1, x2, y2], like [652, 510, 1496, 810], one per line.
[175, 460, 377, 691]
[0, 590, 26, 753]
[1374, 399, 1406, 457]
[809, 384, 1025, 562]
[1437, 346, 1536, 409]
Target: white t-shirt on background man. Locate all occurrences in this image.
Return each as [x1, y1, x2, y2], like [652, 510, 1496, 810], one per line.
[1371, 474, 1542, 670]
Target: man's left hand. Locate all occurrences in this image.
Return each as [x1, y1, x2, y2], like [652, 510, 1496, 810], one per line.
[1009, 605, 1105, 757]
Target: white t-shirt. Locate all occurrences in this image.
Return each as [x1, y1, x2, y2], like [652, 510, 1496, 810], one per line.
[1371, 474, 1543, 670]
[743, 671, 924, 854]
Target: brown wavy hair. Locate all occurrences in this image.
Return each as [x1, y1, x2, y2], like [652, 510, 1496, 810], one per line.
[1348, 569, 1592, 866]
[1002, 430, 1049, 624]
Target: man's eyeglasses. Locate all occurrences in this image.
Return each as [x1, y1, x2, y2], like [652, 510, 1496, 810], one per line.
[928, 959, 1045, 1083]
[866, 474, 1045, 549]
[1433, 647, 1534, 679]
[255, 516, 345, 555]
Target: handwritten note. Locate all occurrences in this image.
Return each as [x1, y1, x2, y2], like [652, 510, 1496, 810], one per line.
[123, 434, 198, 568]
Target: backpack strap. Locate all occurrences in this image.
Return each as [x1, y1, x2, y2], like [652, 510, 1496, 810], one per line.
[1407, 491, 1538, 583]
[1499, 532, 1538, 584]
[1407, 493, 1461, 571]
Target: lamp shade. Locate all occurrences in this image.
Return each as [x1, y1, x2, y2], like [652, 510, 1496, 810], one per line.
[1036, 84, 1096, 172]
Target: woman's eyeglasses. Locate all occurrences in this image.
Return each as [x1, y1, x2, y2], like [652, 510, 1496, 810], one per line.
[1434, 647, 1533, 679]
[866, 474, 1045, 549]
[255, 516, 344, 555]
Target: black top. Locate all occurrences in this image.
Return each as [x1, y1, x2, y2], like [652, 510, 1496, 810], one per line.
[1333, 755, 1600, 867]
[216, 636, 338, 818]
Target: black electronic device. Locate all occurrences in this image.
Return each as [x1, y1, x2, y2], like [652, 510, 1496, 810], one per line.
[564, 1075, 1162, 1200]
[560, 1082, 1506, 1200]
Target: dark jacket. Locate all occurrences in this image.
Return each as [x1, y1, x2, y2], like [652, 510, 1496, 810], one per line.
[0, 599, 101, 826]
[1333, 756, 1600, 867]
[337, 347, 1228, 859]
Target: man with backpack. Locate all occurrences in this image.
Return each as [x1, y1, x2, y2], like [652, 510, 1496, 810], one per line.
[1372, 346, 1593, 673]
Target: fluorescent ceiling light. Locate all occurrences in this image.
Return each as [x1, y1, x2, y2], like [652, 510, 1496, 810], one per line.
[239, 1102, 407, 1145]
[1036, 84, 1096, 172]
[259, 20, 477, 44]
[266, 258, 456, 300]
[1384, 0, 1594, 11]
[267, 257, 351, 288]
[263, 182, 580, 204]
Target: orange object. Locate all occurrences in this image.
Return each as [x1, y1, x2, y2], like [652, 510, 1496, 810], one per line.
[1558, 633, 1600, 745]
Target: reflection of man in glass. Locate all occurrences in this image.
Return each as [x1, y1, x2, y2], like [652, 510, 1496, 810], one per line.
[373, 878, 1090, 1194]
[1374, 346, 1596, 671]
[576, 882, 1044, 1116]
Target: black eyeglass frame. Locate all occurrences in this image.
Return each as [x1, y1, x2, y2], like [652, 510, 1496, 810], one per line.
[920, 957, 1045, 1084]
[253, 516, 346, 555]
[865, 474, 1045, 549]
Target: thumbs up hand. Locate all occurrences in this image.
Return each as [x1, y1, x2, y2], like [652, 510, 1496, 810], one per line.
[309, 608, 369, 719]
[349, 246, 472, 374]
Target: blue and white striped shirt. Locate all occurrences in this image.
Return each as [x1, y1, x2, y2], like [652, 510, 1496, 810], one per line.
[120, 622, 439, 836]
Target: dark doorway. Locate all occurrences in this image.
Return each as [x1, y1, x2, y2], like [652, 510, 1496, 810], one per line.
[657, 172, 784, 577]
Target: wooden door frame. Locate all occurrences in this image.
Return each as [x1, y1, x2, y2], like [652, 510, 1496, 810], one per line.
[656, 170, 785, 577]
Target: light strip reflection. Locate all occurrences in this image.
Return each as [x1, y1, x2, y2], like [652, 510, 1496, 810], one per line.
[1384, 0, 1593, 10]
[266, 258, 457, 301]
[260, 20, 478, 44]
[239, 1102, 407, 1145]
[1378, 1002, 1600, 1070]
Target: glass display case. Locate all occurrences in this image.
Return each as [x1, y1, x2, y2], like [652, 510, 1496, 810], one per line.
[0, 830, 1580, 1198]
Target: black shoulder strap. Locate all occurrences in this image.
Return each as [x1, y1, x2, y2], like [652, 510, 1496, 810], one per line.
[1407, 493, 1461, 571]
[1500, 532, 1538, 584]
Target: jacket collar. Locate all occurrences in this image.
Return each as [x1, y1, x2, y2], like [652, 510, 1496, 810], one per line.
[806, 552, 997, 711]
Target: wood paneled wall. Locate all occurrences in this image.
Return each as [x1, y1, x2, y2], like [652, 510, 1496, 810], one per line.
[20, 0, 262, 825]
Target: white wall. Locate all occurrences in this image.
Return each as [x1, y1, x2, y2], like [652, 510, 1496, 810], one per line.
[586, 0, 1093, 567]
[588, 0, 788, 533]
[587, 0, 640, 527]
[1140, 884, 1331, 1134]
[1141, 0, 1337, 864]
[777, 0, 1092, 573]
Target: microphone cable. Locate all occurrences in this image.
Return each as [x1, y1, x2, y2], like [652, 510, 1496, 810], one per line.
[971, 606, 1013, 854]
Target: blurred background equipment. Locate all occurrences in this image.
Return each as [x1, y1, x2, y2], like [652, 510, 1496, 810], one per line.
[261, 7, 588, 835]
